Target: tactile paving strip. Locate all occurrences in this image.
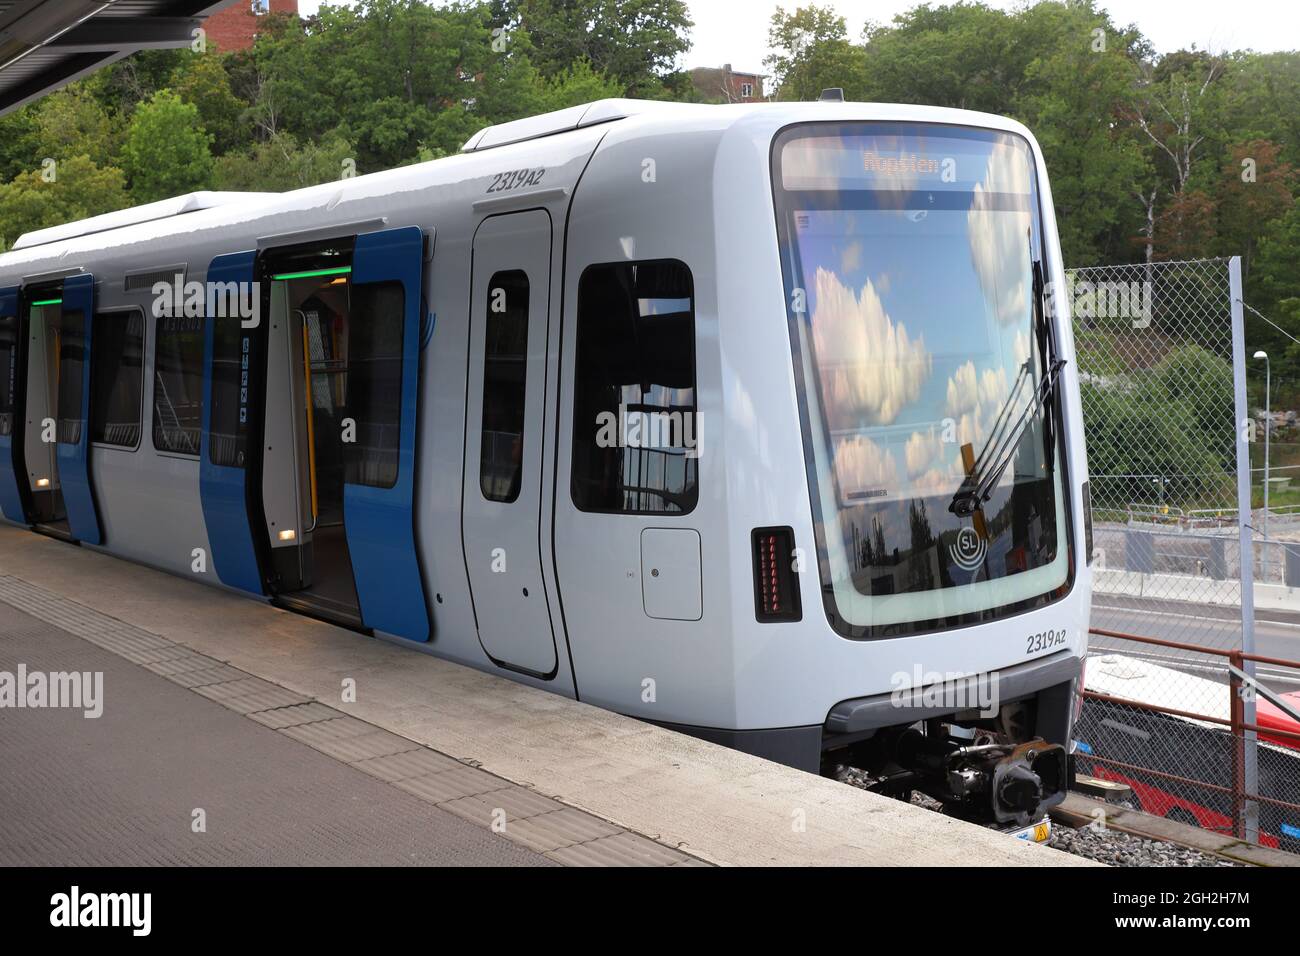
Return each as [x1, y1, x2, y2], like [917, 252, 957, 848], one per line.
[0, 575, 711, 867]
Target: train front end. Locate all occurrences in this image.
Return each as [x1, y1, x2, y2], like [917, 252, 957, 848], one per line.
[718, 107, 1092, 828]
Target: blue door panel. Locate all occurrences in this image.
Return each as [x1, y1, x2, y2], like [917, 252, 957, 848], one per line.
[57, 273, 101, 544]
[200, 251, 264, 595]
[0, 286, 23, 523]
[345, 226, 430, 642]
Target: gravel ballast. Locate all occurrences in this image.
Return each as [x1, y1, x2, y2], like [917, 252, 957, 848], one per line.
[838, 769, 1238, 866]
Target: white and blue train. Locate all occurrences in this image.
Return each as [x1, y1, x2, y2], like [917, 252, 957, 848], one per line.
[0, 98, 1093, 825]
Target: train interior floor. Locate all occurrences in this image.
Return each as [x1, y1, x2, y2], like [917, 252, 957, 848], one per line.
[0, 523, 1089, 867]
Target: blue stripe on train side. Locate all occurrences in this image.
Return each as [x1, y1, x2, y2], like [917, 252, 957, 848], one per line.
[0, 286, 23, 524]
[199, 251, 264, 595]
[57, 273, 101, 544]
[344, 226, 430, 642]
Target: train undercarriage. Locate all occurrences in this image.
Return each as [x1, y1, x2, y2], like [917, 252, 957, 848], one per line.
[824, 701, 1071, 828]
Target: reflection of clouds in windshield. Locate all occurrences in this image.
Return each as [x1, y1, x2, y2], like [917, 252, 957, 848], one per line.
[911, 464, 958, 495]
[904, 426, 946, 479]
[839, 241, 862, 276]
[966, 141, 1032, 326]
[904, 427, 961, 495]
[812, 267, 931, 426]
[1014, 329, 1030, 366]
[944, 359, 1013, 450]
[832, 433, 898, 498]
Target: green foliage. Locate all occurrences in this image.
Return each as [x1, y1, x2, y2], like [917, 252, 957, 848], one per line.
[764, 5, 861, 101]
[169, 51, 246, 155]
[1213, 139, 1296, 274]
[120, 91, 214, 203]
[214, 129, 356, 191]
[536, 58, 626, 111]
[0, 156, 128, 248]
[1155, 343, 1236, 452]
[505, 0, 693, 96]
[1081, 374, 1229, 509]
[0, 108, 39, 184]
[31, 88, 118, 168]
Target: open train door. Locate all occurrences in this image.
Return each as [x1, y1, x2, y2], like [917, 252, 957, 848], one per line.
[342, 226, 430, 643]
[200, 250, 266, 596]
[56, 273, 101, 544]
[0, 285, 27, 525]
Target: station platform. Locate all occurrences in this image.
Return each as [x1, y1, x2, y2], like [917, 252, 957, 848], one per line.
[0, 524, 1087, 867]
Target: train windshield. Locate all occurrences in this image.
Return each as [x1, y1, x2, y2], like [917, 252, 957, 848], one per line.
[771, 122, 1070, 637]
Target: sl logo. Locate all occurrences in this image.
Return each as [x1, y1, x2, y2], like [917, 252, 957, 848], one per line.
[949, 526, 987, 573]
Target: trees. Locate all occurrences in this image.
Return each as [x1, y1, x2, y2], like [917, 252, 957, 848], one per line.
[1013, 2, 1150, 266]
[764, 6, 865, 102]
[30, 88, 118, 169]
[213, 130, 356, 191]
[0, 156, 128, 249]
[504, 0, 693, 96]
[120, 91, 213, 203]
[169, 50, 246, 155]
[1214, 139, 1296, 276]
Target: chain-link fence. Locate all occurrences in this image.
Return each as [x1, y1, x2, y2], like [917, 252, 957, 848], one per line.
[1067, 257, 1300, 846]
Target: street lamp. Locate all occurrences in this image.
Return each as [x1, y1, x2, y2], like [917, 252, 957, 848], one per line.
[1254, 350, 1270, 580]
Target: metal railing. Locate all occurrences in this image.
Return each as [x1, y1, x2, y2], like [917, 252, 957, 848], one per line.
[1076, 629, 1300, 849]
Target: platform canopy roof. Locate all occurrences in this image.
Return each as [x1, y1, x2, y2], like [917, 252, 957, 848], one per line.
[0, 0, 237, 118]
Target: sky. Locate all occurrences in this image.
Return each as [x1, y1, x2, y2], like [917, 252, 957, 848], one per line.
[295, 0, 1300, 74]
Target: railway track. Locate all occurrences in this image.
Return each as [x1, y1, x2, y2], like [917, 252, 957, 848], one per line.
[1049, 790, 1300, 867]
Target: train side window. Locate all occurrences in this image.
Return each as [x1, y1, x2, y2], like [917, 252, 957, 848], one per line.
[480, 270, 529, 503]
[208, 314, 250, 468]
[90, 310, 144, 448]
[346, 281, 402, 488]
[152, 315, 205, 456]
[571, 259, 698, 515]
[0, 313, 18, 437]
[55, 307, 87, 445]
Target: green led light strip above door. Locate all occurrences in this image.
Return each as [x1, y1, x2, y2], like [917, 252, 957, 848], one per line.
[31, 298, 62, 306]
[270, 266, 352, 281]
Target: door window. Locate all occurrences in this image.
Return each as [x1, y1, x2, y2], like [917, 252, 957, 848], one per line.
[480, 270, 530, 503]
[347, 282, 403, 489]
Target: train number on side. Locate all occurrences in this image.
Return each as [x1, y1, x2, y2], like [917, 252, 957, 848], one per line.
[1025, 628, 1068, 655]
[487, 168, 545, 193]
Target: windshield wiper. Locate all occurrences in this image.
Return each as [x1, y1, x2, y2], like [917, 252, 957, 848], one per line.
[948, 260, 1065, 519]
[949, 357, 1065, 517]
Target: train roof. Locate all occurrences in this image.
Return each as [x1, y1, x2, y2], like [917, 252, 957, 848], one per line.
[11, 191, 274, 252]
[0, 97, 1039, 282]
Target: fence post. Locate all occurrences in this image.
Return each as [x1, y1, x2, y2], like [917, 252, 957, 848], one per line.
[1228, 649, 1246, 839]
[1229, 255, 1260, 843]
